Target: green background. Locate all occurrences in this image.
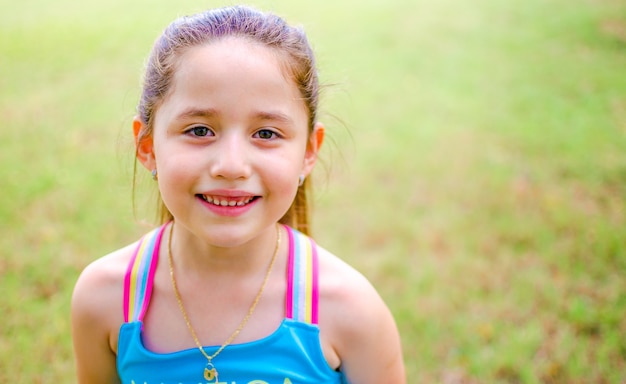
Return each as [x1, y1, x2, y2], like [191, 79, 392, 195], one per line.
[1, 0, 625, 382]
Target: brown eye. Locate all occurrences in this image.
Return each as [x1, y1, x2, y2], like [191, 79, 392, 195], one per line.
[254, 129, 278, 140]
[187, 126, 213, 137]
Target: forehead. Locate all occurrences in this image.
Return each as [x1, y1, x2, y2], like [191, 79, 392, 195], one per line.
[179, 37, 300, 100]
[156, 37, 307, 123]
[177, 36, 286, 78]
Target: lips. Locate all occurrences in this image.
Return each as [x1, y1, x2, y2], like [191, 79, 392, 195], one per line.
[197, 194, 258, 207]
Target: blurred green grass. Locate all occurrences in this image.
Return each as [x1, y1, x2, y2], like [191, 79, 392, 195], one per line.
[2, 0, 625, 382]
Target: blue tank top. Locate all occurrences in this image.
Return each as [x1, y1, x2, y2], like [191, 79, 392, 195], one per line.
[117, 224, 347, 384]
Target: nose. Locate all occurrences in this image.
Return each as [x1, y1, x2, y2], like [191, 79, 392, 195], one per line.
[208, 132, 251, 180]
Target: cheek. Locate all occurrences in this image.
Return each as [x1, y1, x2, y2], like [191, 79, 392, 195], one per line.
[271, 175, 300, 214]
[264, 165, 299, 193]
[259, 153, 302, 197]
[269, 148, 306, 179]
[155, 145, 200, 184]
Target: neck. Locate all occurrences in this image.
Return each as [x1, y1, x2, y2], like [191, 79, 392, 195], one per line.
[167, 222, 281, 278]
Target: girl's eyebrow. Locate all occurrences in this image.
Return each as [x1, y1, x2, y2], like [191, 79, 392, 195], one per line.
[254, 111, 293, 124]
[175, 107, 218, 120]
[174, 107, 293, 124]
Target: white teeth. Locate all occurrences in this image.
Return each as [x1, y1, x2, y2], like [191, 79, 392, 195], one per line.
[201, 195, 254, 207]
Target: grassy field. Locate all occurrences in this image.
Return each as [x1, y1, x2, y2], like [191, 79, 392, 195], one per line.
[2, 0, 625, 382]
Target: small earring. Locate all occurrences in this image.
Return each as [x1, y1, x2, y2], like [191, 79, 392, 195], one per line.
[151, 169, 158, 181]
[298, 174, 305, 187]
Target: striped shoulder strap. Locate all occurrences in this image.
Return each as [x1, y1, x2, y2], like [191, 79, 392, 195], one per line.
[123, 224, 167, 323]
[285, 225, 320, 325]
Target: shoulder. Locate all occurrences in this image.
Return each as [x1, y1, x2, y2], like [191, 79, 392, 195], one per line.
[316, 244, 406, 382]
[71, 241, 140, 383]
[316, 245, 378, 310]
[72, 242, 137, 314]
[71, 241, 139, 342]
[316, 245, 389, 336]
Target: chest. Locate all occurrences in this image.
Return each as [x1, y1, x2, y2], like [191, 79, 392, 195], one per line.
[140, 269, 288, 354]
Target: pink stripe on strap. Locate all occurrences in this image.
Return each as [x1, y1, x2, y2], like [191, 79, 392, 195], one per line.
[310, 237, 319, 325]
[284, 225, 296, 319]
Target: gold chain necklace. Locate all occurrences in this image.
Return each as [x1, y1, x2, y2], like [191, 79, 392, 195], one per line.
[167, 222, 281, 383]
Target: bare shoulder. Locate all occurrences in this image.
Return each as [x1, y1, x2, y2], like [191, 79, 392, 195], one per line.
[317, 246, 381, 312]
[72, 242, 137, 324]
[71, 242, 138, 384]
[316, 245, 392, 337]
[317, 245, 406, 383]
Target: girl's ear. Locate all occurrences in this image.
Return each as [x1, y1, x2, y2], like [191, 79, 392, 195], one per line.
[302, 122, 325, 176]
[133, 116, 156, 171]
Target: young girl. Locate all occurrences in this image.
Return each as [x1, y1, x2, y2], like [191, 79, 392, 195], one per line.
[71, 6, 405, 383]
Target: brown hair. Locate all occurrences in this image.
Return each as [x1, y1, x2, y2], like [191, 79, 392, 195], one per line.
[134, 6, 320, 235]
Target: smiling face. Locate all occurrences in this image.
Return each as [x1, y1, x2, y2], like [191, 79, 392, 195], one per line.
[135, 37, 322, 246]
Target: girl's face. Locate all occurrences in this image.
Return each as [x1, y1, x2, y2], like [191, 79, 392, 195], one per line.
[135, 37, 322, 246]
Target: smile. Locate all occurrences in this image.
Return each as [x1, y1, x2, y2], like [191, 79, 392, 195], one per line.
[197, 194, 257, 207]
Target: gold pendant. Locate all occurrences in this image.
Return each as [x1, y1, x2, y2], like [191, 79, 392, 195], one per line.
[204, 363, 218, 382]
